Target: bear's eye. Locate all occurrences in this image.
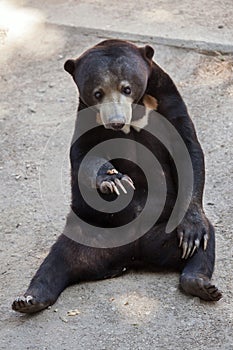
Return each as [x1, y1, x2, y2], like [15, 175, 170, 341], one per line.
[122, 86, 131, 95]
[94, 91, 103, 100]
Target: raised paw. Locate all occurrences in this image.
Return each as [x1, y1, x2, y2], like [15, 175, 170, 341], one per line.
[97, 169, 135, 196]
[180, 274, 222, 301]
[177, 207, 209, 259]
[12, 295, 50, 314]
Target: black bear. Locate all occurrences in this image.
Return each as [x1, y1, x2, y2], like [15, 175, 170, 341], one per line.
[12, 40, 222, 313]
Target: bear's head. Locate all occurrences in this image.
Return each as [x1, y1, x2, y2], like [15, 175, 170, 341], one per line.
[64, 40, 155, 131]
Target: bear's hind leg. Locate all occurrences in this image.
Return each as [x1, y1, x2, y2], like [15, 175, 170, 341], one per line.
[12, 234, 130, 313]
[180, 222, 222, 301]
[12, 239, 72, 313]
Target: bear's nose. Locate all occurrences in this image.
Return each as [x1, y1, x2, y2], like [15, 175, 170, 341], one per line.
[109, 122, 125, 130]
[107, 116, 126, 130]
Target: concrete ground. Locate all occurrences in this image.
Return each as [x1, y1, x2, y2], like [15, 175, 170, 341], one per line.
[0, 1, 233, 349]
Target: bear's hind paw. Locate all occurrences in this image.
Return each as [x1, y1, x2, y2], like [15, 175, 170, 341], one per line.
[12, 295, 50, 314]
[180, 274, 222, 301]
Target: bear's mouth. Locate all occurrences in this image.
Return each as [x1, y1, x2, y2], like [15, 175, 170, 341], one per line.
[105, 119, 126, 131]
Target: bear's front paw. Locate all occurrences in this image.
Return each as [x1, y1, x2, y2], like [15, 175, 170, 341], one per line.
[177, 206, 209, 259]
[97, 169, 135, 195]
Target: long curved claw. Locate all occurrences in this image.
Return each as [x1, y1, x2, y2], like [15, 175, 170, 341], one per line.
[124, 175, 134, 184]
[115, 178, 127, 194]
[111, 181, 120, 196]
[26, 295, 33, 303]
[195, 238, 200, 250]
[190, 238, 200, 257]
[122, 176, 135, 190]
[178, 231, 184, 247]
[185, 242, 193, 259]
[105, 182, 113, 192]
[203, 233, 209, 250]
[181, 242, 188, 259]
[190, 245, 197, 257]
[100, 181, 113, 193]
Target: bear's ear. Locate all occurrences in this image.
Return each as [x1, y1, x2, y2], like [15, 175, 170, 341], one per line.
[140, 45, 154, 61]
[64, 59, 76, 75]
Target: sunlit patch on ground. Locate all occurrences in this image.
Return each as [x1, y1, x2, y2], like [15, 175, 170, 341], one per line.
[0, 1, 43, 41]
[111, 292, 160, 323]
[0, 1, 65, 64]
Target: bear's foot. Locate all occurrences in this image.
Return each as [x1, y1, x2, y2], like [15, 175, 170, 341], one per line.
[12, 295, 51, 313]
[180, 273, 222, 301]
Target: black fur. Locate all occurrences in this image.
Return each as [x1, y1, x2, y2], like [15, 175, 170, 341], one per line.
[12, 40, 222, 314]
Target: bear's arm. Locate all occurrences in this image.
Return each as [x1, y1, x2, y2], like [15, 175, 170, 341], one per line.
[70, 144, 134, 195]
[147, 64, 205, 208]
[146, 64, 210, 254]
[73, 154, 117, 190]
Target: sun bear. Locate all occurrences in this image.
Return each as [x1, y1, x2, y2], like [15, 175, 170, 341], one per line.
[12, 40, 222, 313]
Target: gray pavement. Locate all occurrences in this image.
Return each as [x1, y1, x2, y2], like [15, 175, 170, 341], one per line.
[23, 0, 233, 53]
